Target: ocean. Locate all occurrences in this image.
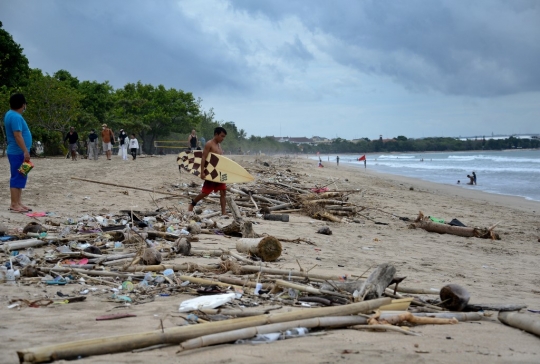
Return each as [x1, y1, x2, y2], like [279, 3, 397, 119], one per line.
[321, 150, 540, 202]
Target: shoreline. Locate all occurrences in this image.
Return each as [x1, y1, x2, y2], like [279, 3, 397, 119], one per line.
[360, 166, 540, 213]
[308, 152, 540, 208]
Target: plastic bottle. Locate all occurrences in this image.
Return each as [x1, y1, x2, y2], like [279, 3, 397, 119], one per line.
[163, 269, 175, 280]
[6, 269, 16, 285]
[15, 254, 31, 267]
[144, 272, 154, 282]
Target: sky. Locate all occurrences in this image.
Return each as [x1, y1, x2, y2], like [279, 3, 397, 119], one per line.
[2, 0, 539, 140]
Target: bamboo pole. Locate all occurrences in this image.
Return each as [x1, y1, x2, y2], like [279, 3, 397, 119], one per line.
[70, 177, 188, 198]
[179, 316, 369, 351]
[217, 276, 273, 290]
[18, 298, 391, 363]
[275, 279, 350, 299]
[267, 202, 295, 212]
[238, 265, 343, 280]
[2, 238, 46, 252]
[380, 311, 482, 321]
[39, 267, 133, 278]
[177, 275, 242, 290]
[391, 286, 440, 295]
[349, 325, 420, 336]
[120, 263, 221, 272]
[498, 311, 540, 337]
[199, 307, 282, 317]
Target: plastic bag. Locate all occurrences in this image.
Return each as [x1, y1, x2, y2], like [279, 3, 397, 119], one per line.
[178, 292, 235, 312]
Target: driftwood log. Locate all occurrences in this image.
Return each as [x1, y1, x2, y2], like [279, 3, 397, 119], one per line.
[236, 237, 282, 262]
[263, 214, 289, 222]
[498, 311, 540, 337]
[465, 303, 527, 312]
[358, 263, 396, 300]
[410, 212, 500, 240]
[221, 196, 258, 238]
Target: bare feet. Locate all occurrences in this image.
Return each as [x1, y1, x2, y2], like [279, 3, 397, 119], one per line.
[9, 205, 29, 213]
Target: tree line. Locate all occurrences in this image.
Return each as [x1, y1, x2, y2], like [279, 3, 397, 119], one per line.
[1, 22, 538, 156]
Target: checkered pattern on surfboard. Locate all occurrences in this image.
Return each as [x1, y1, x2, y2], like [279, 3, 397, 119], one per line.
[177, 151, 220, 180]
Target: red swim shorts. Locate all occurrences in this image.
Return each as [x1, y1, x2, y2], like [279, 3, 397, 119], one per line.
[201, 180, 227, 194]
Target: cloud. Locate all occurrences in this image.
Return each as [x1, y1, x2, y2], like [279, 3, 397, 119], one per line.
[2, 0, 539, 139]
[230, 0, 540, 97]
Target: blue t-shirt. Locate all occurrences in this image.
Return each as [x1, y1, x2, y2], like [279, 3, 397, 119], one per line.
[4, 110, 32, 155]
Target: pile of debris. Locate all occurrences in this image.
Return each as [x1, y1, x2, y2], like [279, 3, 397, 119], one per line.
[1, 191, 535, 363]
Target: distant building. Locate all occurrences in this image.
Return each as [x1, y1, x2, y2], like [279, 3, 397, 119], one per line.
[270, 136, 315, 145]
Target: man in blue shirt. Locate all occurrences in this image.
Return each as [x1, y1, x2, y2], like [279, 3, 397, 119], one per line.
[4, 93, 32, 213]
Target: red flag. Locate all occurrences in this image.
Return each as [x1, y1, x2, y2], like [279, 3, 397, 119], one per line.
[358, 155, 366, 161]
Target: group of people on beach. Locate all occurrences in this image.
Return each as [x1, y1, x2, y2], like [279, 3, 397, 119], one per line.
[63, 124, 140, 161]
[5, 92, 231, 216]
[457, 171, 477, 185]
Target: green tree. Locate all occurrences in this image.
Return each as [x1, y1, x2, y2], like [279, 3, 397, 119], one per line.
[113, 82, 200, 153]
[198, 106, 220, 141]
[23, 69, 83, 154]
[0, 21, 30, 88]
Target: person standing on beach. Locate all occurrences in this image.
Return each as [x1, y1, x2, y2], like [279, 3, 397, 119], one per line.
[188, 127, 227, 215]
[64, 126, 79, 161]
[336, 156, 340, 166]
[188, 129, 198, 151]
[5, 93, 32, 213]
[101, 124, 115, 160]
[128, 134, 139, 160]
[87, 129, 99, 160]
[118, 129, 128, 160]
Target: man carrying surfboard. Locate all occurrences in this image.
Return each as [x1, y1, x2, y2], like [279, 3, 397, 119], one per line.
[188, 127, 228, 215]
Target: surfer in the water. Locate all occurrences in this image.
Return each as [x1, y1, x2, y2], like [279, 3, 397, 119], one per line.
[189, 127, 228, 215]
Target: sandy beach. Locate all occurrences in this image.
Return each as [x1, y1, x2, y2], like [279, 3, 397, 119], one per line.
[1, 154, 539, 364]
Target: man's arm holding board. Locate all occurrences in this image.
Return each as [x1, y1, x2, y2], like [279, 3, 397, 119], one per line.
[200, 142, 212, 180]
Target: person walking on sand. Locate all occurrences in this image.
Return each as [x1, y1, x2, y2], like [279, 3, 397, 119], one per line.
[87, 129, 99, 160]
[64, 126, 79, 161]
[118, 129, 128, 160]
[188, 129, 198, 151]
[101, 124, 115, 160]
[128, 134, 139, 160]
[188, 127, 228, 215]
[5, 93, 33, 213]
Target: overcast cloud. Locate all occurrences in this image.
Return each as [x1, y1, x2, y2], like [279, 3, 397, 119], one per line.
[2, 0, 539, 139]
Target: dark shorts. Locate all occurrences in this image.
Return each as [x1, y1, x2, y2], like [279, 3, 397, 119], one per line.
[8, 153, 28, 189]
[201, 180, 226, 194]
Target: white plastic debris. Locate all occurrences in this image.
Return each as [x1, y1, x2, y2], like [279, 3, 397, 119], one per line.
[178, 293, 236, 313]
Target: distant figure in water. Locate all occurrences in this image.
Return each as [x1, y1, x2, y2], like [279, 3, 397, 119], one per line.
[466, 175, 474, 185]
[472, 171, 477, 185]
[457, 180, 461, 184]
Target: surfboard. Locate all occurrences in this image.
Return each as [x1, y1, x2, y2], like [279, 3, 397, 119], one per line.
[177, 151, 254, 183]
